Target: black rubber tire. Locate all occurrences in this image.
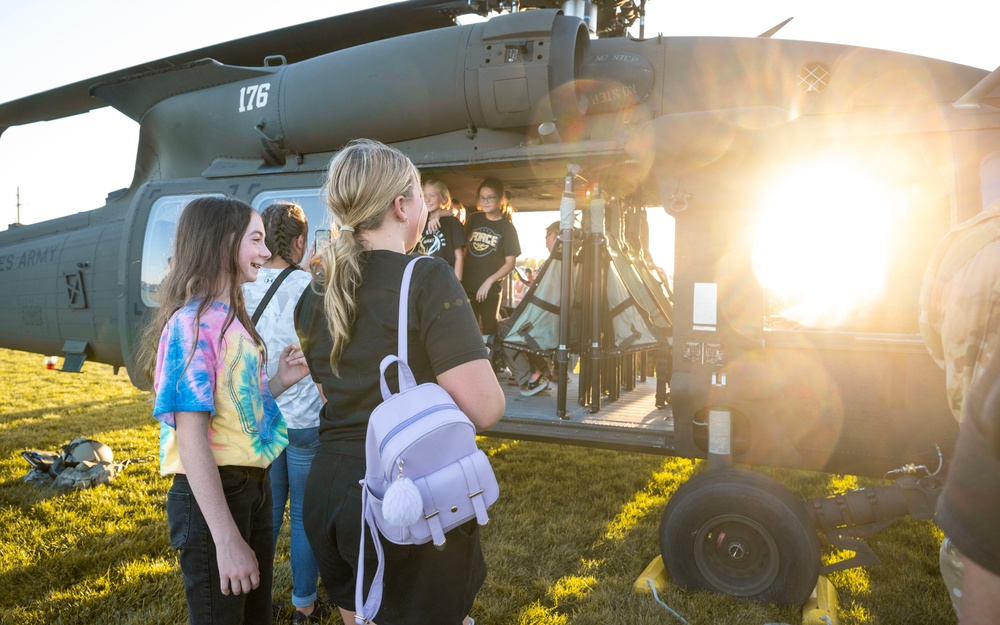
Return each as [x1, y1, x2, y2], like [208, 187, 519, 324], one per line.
[659, 468, 820, 605]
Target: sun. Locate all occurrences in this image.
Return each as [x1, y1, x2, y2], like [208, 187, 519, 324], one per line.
[751, 160, 900, 328]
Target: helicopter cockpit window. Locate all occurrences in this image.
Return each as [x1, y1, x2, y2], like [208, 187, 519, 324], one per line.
[140, 194, 222, 307]
[251, 189, 327, 257]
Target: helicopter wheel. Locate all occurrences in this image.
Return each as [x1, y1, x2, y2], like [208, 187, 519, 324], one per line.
[659, 467, 820, 606]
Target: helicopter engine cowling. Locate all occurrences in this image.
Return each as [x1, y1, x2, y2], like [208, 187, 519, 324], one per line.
[139, 10, 588, 177]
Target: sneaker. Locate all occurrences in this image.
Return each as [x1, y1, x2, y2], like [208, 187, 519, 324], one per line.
[292, 599, 333, 624]
[519, 376, 549, 397]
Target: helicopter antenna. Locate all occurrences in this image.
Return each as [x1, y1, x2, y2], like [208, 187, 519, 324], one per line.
[758, 17, 793, 38]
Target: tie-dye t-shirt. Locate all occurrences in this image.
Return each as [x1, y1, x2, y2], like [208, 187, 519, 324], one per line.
[153, 299, 288, 475]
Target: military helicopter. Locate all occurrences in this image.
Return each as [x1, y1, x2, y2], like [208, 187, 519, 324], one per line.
[2, 0, 998, 607]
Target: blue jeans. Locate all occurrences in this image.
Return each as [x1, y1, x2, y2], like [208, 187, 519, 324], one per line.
[167, 466, 273, 625]
[271, 426, 321, 608]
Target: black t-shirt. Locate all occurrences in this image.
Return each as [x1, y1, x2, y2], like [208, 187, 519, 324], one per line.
[461, 211, 521, 294]
[416, 214, 466, 267]
[295, 250, 487, 445]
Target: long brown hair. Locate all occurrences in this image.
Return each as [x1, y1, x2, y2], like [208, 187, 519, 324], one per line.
[137, 196, 265, 386]
[313, 139, 420, 375]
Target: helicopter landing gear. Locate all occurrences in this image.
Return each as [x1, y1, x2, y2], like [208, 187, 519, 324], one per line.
[659, 468, 820, 606]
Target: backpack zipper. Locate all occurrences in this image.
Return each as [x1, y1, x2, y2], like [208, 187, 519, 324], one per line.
[379, 403, 458, 454]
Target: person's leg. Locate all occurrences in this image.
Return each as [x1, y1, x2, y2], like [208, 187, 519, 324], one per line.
[270, 448, 289, 550]
[286, 427, 322, 612]
[504, 345, 534, 386]
[466, 291, 485, 333]
[242, 469, 275, 625]
[479, 287, 501, 338]
[941, 535, 965, 618]
[958, 553, 1000, 624]
[168, 469, 266, 625]
[378, 520, 486, 624]
[304, 451, 365, 611]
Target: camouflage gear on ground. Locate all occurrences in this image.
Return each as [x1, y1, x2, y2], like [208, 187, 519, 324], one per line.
[22, 461, 122, 489]
[21, 438, 123, 490]
[919, 202, 1000, 422]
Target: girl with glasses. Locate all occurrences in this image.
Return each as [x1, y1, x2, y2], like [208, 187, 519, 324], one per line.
[461, 178, 521, 345]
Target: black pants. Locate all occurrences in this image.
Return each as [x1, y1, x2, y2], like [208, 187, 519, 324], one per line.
[304, 447, 486, 624]
[167, 466, 274, 625]
[468, 286, 502, 335]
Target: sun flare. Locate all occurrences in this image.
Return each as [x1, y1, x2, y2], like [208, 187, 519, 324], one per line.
[752, 161, 899, 328]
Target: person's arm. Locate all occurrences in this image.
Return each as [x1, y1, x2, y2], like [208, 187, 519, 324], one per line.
[959, 554, 1000, 624]
[267, 344, 309, 399]
[174, 411, 259, 596]
[426, 211, 442, 233]
[453, 247, 465, 281]
[437, 359, 504, 431]
[476, 255, 516, 302]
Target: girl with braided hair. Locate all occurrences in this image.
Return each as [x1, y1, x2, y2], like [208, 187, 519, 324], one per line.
[242, 201, 329, 623]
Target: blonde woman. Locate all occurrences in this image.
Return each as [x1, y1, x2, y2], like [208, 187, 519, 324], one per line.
[295, 139, 504, 625]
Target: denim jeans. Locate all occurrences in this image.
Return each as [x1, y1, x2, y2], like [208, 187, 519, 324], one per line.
[167, 466, 273, 625]
[271, 426, 321, 608]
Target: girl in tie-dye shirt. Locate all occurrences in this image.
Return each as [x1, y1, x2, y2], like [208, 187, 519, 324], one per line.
[137, 196, 309, 625]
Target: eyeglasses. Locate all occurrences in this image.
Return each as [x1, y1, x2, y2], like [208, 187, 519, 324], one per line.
[478, 195, 498, 203]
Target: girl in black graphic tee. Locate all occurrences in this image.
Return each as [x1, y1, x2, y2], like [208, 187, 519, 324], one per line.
[461, 178, 521, 340]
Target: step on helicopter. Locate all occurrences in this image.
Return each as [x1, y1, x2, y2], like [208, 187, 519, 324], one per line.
[3, 0, 999, 607]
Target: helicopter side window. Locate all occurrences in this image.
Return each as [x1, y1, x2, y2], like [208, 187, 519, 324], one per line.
[982, 152, 1000, 211]
[140, 194, 222, 307]
[251, 189, 327, 258]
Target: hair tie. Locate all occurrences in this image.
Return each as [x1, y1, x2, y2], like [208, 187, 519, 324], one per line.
[339, 225, 355, 233]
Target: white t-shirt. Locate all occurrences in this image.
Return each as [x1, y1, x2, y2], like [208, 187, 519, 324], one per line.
[243, 266, 323, 430]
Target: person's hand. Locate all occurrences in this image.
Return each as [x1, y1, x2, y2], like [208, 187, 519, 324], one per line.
[216, 534, 260, 595]
[426, 212, 442, 233]
[476, 279, 493, 302]
[276, 344, 310, 388]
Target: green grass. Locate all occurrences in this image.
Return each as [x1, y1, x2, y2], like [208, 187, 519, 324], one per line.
[0, 348, 955, 624]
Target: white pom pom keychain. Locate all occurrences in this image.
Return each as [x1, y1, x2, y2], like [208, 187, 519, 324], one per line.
[382, 460, 423, 526]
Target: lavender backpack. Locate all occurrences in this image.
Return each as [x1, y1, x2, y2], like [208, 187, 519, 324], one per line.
[355, 255, 499, 623]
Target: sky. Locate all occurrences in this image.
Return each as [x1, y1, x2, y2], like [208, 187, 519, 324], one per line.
[2, 0, 999, 254]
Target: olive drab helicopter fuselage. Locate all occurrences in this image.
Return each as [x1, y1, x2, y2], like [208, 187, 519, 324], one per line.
[2, 0, 998, 606]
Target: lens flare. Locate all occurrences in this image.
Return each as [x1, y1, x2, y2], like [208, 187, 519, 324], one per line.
[752, 162, 900, 328]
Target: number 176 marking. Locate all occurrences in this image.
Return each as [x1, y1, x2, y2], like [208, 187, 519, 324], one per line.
[239, 83, 271, 112]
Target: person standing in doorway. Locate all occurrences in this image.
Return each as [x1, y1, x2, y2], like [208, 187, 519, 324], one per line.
[461, 178, 521, 346]
[416, 178, 466, 279]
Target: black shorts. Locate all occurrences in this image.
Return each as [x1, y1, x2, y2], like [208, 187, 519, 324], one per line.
[304, 447, 487, 624]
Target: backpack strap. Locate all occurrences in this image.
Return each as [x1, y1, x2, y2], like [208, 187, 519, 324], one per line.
[376, 256, 429, 400]
[356, 485, 386, 623]
[250, 266, 296, 326]
[396, 256, 429, 365]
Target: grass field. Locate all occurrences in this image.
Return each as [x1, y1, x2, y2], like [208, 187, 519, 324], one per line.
[0, 348, 956, 624]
